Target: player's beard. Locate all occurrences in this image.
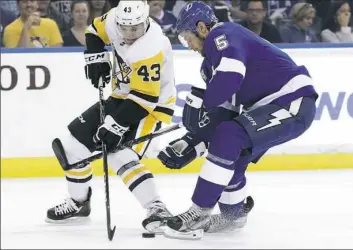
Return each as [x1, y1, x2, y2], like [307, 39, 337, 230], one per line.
[194, 32, 206, 57]
[200, 38, 206, 57]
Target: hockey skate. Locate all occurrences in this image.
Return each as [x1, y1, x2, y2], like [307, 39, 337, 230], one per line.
[205, 196, 255, 233]
[45, 187, 92, 223]
[163, 204, 212, 240]
[142, 200, 172, 234]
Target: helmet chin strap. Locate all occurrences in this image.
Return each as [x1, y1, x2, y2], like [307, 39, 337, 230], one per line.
[144, 18, 150, 33]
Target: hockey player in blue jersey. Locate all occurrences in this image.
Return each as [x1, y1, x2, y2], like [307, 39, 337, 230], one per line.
[157, 1, 318, 240]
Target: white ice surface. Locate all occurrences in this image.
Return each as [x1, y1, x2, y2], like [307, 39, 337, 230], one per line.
[2, 170, 353, 249]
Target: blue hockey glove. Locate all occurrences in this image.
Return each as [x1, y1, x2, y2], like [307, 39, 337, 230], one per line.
[157, 132, 207, 169]
[93, 115, 129, 151]
[182, 87, 209, 133]
[182, 87, 239, 142]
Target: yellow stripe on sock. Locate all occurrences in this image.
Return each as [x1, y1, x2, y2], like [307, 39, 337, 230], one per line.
[66, 167, 93, 177]
[122, 166, 149, 184]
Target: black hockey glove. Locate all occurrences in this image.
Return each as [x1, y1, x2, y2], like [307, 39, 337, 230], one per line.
[84, 49, 111, 88]
[93, 115, 129, 151]
[157, 132, 207, 169]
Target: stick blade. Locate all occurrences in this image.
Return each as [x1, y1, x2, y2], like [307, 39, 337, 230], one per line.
[52, 138, 70, 171]
[108, 226, 116, 241]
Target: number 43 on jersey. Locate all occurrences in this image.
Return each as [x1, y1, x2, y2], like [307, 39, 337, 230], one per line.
[137, 64, 161, 82]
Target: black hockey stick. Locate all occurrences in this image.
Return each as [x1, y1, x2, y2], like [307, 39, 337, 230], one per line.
[52, 123, 182, 171]
[98, 78, 116, 241]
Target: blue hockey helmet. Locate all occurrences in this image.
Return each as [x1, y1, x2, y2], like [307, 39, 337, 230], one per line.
[176, 1, 218, 35]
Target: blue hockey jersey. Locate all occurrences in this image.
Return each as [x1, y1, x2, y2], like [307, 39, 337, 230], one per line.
[200, 22, 318, 111]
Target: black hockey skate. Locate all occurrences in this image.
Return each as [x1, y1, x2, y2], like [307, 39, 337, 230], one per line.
[142, 200, 172, 234]
[163, 204, 212, 240]
[205, 196, 255, 233]
[45, 187, 92, 223]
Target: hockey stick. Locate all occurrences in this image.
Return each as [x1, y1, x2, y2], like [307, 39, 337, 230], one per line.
[52, 123, 182, 171]
[98, 77, 116, 241]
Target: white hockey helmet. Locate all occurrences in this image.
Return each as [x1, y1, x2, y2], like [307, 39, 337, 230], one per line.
[115, 1, 150, 44]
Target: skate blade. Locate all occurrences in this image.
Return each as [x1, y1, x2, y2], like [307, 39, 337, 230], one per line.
[163, 227, 203, 240]
[45, 216, 91, 225]
[144, 221, 166, 234]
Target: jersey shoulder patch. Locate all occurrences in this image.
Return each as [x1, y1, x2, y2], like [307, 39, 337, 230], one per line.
[87, 9, 114, 45]
[128, 21, 167, 64]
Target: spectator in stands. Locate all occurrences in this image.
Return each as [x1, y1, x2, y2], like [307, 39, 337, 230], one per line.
[148, 0, 177, 34]
[0, 1, 20, 17]
[49, 0, 72, 24]
[107, 0, 120, 8]
[0, 6, 17, 47]
[321, 1, 353, 43]
[266, 0, 300, 25]
[148, 0, 179, 43]
[279, 3, 318, 43]
[228, 0, 247, 21]
[239, 0, 282, 43]
[307, 0, 333, 22]
[62, 0, 89, 46]
[171, 0, 190, 19]
[37, 0, 71, 33]
[166, 0, 247, 21]
[88, 0, 110, 24]
[3, 0, 63, 48]
[210, 0, 234, 22]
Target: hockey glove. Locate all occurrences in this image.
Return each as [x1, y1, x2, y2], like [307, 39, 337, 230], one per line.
[183, 87, 239, 142]
[182, 86, 208, 133]
[84, 49, 111, 88]
[158, 132, 207, 169]
[93, 115, 129, 151]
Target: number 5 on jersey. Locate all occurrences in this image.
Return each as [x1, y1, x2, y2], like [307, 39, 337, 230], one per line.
[214, 35, 228, 50]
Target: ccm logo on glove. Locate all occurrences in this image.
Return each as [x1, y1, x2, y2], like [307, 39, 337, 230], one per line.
[85, 52, 109, 64]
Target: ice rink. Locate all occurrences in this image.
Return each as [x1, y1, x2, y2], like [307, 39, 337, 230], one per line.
[2, 169, 353, 249]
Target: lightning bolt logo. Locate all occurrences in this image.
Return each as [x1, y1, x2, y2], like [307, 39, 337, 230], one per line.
[257, 109, 292, 131]
[257, 97, 303, 132]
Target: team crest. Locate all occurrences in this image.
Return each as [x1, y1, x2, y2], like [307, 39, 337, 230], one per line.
[113, 51, 132, 89]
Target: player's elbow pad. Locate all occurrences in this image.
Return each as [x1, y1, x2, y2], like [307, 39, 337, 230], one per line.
[203, 72, 243, 109]
[85, 33, 106, 53]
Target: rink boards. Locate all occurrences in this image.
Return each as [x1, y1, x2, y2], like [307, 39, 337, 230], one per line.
[1, 44, 353, 178]
[1, 154, 353, 178]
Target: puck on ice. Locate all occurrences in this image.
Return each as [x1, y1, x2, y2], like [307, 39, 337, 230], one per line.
[142, 232, 155, 238]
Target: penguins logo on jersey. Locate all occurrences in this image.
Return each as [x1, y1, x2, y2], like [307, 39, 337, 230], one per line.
[113, 50, 132, 88]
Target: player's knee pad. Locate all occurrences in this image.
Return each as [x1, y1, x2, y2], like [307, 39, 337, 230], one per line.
[59, 131, 92, 165]
[68, 102, 100, 152]
[67, 98, 124, 153]
[208, 121, 252, 166]
[108, 147, 141, 175]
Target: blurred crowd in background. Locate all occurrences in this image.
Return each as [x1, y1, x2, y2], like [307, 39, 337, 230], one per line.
[1, 0, 353, 48]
